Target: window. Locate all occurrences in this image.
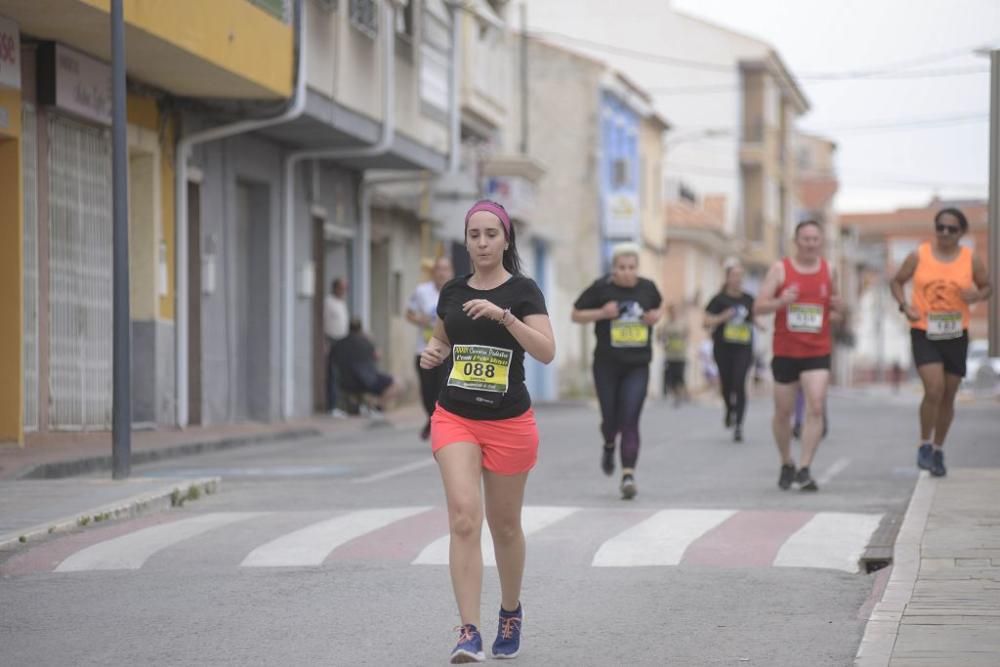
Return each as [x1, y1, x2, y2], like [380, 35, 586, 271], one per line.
[350, 0, 378, 38]
[396, 1, 415, 39]
[612, 158, 631, 189]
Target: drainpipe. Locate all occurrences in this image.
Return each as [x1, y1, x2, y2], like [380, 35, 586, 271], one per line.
[281, 0, 396, 419]
[173, 0, 307, 428]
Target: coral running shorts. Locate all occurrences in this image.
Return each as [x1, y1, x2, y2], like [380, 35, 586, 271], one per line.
[430, 404, 539, 475]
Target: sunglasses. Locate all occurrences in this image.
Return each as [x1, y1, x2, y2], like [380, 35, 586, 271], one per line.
[935, 223, 961, 235]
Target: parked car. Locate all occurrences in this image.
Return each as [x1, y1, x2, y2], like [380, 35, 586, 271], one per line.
[964, 339, 1000, 388]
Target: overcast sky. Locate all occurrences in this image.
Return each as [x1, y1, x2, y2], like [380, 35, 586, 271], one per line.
[671, 0, 1000, 212]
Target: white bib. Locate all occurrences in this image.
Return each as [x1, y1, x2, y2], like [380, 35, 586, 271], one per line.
[926, 311, 962, 341]
[787, 303, 823, 334]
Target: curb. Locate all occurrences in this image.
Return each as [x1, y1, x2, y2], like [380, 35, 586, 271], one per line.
[0, 477, 222, 551]
[16, 428, 322, 480]
[854, 471, 937, 666]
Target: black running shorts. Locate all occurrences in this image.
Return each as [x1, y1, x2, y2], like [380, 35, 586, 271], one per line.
[910, 329, 968, 378]
[771, 355, 831, 384]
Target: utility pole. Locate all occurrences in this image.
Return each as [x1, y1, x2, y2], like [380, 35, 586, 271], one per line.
[989, 49, 999, 356]
[111, 0, 131, 479]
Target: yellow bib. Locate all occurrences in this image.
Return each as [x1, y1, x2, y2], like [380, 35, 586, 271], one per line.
[610, 320, 649, 348]
[448, 345, 513, 393]
[723, 322, 752, 344]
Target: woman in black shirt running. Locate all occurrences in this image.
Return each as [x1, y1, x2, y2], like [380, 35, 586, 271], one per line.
[704, 260, 756, 442]
[572, 243, 663, 499]
[420, 200, 555, 663]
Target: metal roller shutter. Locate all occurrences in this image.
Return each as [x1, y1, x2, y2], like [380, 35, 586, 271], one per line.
[21, 105, 38, 431]
[47, 116, 113, 429]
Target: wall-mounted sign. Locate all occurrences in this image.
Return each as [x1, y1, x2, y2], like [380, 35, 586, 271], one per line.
[0, 16, 20, 90]
[37, 42, 112, 126]
[603, 192, 639, 239]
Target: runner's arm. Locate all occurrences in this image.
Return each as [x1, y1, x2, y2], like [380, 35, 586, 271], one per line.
[506, 313, 556, 364]
[752, 262, 788, 315]
[419, 320, 451, 369]
[829, 271, 846, 324]
[964, 253, 993, 303]
[890, 252, 920, 320]
[571, 302, 618, 323]
[405, 308, 431, 327]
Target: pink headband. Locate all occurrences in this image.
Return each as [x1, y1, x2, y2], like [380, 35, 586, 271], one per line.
[464, 200, 511, 235]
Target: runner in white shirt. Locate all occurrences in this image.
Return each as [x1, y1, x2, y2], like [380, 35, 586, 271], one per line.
[324, 277, 350, 417]
[406, 257, 454, 439]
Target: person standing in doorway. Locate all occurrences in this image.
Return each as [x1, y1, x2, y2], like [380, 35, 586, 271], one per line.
[754, 221, 845, 492]
[420, 200, 554, 662]
[324, 277, 350, 418]
[890, 207, 992, 477]
[703, 259, 756, 443]
[407, 256, 454, 440]
[572, 243, 663, 500]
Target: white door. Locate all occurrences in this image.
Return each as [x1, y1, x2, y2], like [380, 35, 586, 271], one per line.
[47, 116, 113, 429]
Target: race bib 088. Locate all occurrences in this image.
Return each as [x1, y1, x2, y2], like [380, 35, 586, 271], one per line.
[448, 345, 513, 393]
[926, 311, 962, 341]
[611, 320, 649, 348]
[787, 303, 824, 334]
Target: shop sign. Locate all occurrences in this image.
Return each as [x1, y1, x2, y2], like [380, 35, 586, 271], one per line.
[0, 16, 20, 90]
[38, 42, 112, 126]
[603, 192, 639, 239]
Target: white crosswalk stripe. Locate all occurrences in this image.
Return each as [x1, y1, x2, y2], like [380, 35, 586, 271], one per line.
[773, 511, 883, 572]
[55, 512, 265, 572]
[241, 507, 431, 567]
[412, 506, 579, 566]
[592, 509, 736, 567]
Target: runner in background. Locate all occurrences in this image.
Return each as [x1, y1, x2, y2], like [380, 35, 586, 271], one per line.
[703, 259, 756, 442]
[890, 207, 992, 477]
[406, 256, 454, 440]
[659, 304, 690, 407]
[754, 220, 845, 491]
[572, 243, 663, 500]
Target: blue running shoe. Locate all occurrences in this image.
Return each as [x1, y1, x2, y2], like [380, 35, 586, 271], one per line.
[917, 443, 933, 471]
[930, 449, 947, 477]
[491, 603, 523, 659]
[450, 624, 484, 664]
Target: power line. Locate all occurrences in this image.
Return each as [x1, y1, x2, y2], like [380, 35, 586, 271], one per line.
[529, 28, 998, 81]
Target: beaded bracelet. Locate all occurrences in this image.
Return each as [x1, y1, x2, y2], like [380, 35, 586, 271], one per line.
[498, 308, 513, 327]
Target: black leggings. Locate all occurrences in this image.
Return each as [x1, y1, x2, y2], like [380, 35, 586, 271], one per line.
[593, 360, 649, 470]
[415, 356, 448, 418]
[713, 344, 753, 426]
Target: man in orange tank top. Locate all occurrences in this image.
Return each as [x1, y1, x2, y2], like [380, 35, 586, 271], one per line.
[755, 221, 846, 492]
[890, 208, 992, 477]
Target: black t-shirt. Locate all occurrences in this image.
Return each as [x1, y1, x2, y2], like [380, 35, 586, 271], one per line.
[705, 291, 755, 348]
[573, 276, 663, 365]
[436, 273, 548, 420]
[332, 333, 378, 391]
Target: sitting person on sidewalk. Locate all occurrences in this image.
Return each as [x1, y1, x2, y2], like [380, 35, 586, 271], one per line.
[332, 319, 402, 419]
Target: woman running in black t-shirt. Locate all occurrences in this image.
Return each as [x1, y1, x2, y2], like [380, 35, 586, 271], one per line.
[420, 200, 555, 663]
[704, 260, 757, 442]
[572, 243, 663, 499]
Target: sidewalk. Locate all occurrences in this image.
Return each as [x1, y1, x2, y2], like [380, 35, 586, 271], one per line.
[0, 405, 424, 551]
[856, 468, 1000, 666]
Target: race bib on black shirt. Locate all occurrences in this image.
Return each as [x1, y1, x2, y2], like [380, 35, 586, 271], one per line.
[436, 274, 548, 420]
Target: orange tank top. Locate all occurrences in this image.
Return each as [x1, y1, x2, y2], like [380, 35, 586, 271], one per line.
[912, 242, 973, 338]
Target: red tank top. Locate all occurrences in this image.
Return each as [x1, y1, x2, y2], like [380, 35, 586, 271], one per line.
[773, 257, 832, 358]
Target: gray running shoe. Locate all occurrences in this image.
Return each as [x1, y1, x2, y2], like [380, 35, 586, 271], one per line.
[620, 473, 637, 500]
[778, 464, 796, 490]
[795, 467, 819, 492]
[930, 449, 947, 477]
[601, 445, 615, 476]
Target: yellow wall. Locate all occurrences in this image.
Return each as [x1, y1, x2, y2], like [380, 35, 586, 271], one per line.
[158, 114, 175, 322]
[79, 0, 293, 97]
[0, 88, 23, 444]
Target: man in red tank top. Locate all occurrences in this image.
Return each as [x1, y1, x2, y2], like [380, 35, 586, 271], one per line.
[755, 221, 845, 492]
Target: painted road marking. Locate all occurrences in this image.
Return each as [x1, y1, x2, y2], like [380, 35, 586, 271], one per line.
[816, 458, 852, 487]
[241, 507, 430, 567]
[412, 506, 579, 566]
[681, 510, 814, 568]
[592, 509, 735, 567]
[352, 458, 437, 484]
[55, 513, 264, 572]
[773, 511, 883, 572]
